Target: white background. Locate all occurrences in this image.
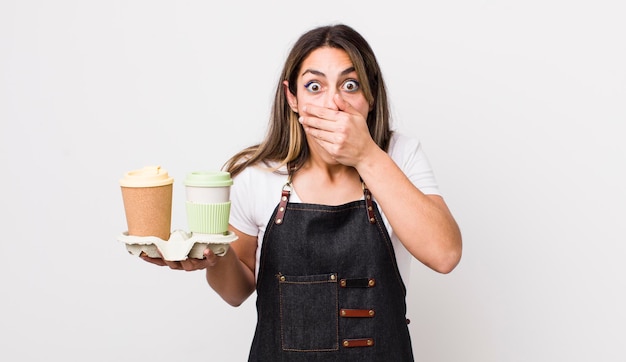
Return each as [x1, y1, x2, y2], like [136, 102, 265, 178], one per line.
[1, 1, 625, 361]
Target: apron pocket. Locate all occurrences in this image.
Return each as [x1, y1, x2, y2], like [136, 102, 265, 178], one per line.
[278, 272, 338, 352]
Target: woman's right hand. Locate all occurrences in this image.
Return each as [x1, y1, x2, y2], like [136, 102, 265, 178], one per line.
[139, 247, 221, 272]
[139, 226, 257, 307]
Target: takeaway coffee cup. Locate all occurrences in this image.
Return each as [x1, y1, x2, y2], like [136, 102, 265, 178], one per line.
[184, 171, 233, 234]
[120, 166, 174, 241]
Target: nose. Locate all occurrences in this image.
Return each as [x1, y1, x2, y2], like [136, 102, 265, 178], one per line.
[323, 88, 339, 110]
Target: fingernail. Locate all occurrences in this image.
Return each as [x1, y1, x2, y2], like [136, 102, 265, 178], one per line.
[298, 116, 303, 123]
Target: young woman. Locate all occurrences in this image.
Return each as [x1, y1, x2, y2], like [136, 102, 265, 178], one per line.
[143, 24, 462, 361]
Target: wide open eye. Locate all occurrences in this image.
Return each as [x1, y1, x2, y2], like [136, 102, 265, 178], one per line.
[341, 79, 360, 93]
[304, 81, 322, 93]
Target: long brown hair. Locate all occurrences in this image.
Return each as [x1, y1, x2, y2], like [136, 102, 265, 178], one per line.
[223, 24, 392, 177]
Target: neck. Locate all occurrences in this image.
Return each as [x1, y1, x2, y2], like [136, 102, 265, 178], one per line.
[290, 158, 362, 205]
[300, 157, 358, 182]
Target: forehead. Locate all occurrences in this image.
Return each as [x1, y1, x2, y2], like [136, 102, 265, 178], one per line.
[300, 47, 354, 75]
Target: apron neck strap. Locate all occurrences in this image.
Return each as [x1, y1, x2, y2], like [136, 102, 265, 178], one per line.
[362, 181, 377, 224]
[274, 174, 376, 225]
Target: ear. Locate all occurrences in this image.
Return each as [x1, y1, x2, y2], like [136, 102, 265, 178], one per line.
[283, 80, 298, 113]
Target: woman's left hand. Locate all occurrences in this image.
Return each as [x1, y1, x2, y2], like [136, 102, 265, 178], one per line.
[299, 94, 377, 167]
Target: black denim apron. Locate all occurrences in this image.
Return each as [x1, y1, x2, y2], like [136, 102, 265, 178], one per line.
[248, 182, 414, 361]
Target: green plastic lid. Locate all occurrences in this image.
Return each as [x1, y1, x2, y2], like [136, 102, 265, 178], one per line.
[184, 171, 233, 187]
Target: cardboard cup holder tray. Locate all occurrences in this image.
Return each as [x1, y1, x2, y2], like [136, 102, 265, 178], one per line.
[118, 229, 238, 261]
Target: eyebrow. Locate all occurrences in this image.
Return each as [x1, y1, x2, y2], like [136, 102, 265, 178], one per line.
[301, 66, 356, 77]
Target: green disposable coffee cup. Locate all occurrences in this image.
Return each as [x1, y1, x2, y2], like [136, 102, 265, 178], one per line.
[184, 171, 233, 234]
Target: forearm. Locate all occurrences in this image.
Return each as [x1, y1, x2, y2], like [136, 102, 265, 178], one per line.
[356, 147, 462, 273]
[205, 249, 256, 307]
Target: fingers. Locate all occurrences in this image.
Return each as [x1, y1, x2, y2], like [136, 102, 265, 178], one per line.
[300, 107, 344, 129]
[299, 117, 335, 144]
[140, 253, 168, 267]
[203, 248, 219, 267]
[299, 95, 362, 135]
[175, 249, 217, 271]
[298, 97, 375, 167]
[139, 247, 219, 271]
[299, 107, 345, 140]
[139, 253, 186, 270]
[302, 94, 354, 118]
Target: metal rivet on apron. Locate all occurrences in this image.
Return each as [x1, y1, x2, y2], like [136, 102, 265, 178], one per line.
[279, 275, 285, 282]
[343, 340, 350, 347]
[340, 280, 346, 287]
[369, 217, 375, 223]
[368, 279, 376, 287]
[330, 274, 336, 281]
[276, 218, 282, 224]
[341, 310, 346, 316]
[367, 339, 373, 346]
[281, 196, 287, 201]
[369, 310, 375, 316]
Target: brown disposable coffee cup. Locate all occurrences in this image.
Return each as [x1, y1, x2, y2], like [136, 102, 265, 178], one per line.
[120, 166, 174, 241]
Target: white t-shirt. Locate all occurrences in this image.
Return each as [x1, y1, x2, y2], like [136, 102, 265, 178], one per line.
[229, 132, 441, 284]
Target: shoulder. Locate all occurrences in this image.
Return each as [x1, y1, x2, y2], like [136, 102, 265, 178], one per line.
[233, 162, 288, 187]
[388, 131, 441, 195]
[388, 132, 423, 162]
[231, 162, 289, 204]
[229, 162, 289, 236]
